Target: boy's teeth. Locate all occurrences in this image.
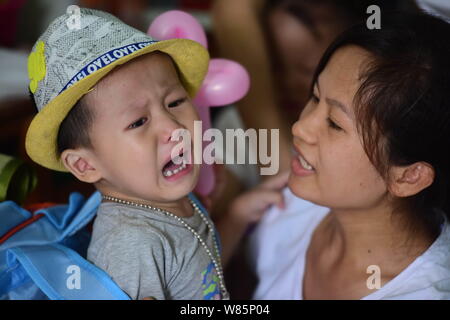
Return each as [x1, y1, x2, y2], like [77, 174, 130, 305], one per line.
[163, 161, 187, 177]
[165, 171, 173, 177]
[299, 155, 314, 170]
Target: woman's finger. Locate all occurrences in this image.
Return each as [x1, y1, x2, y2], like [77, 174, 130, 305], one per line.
[260, 170, 290, 190]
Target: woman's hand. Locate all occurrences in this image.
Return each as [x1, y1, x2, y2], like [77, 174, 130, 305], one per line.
[216, 171, 289, 266]
[229, 171, 289, 226]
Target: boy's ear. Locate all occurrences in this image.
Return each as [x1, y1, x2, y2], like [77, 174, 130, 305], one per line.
[389, 162, 435, 198]
[61, 149, 102, 183]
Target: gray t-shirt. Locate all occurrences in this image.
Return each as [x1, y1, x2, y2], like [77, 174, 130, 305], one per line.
[87, 200, 225, 300]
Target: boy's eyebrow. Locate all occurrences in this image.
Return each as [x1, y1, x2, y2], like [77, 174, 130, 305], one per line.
[314, 80, 353, 120]
[163, 81, 185, 96]
[119, 99, 147, 117]
[119, 83, 184, 116]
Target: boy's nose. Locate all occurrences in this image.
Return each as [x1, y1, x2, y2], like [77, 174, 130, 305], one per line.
[157, 113, 185, 144]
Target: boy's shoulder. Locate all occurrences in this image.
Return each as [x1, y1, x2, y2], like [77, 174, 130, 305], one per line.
[89, 200, 209, 260]
[89, 201, 204, 254]
[92, 202, 174, 245]
[87, 203, 175, 268]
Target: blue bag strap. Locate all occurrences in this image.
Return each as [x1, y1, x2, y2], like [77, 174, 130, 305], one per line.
[188, 193, 222, 252]
[6, 244, 130, 300]
[0, 201, 33, 237]
[1, 192, 101, 249]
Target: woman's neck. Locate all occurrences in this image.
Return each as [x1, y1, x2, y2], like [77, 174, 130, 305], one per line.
[319, 202, 436, 273]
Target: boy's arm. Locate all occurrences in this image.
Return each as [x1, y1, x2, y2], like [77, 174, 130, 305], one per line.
[216, 172, 289, 267]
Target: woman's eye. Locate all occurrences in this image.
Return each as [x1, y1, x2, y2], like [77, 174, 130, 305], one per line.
[327, 118, 342, 131]
[168, 98, 186, 108]
[311, 93, 320, 103]
[128, 117, 147, 129]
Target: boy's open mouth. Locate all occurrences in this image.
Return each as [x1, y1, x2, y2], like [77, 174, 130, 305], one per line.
[162, 152, 190, 178]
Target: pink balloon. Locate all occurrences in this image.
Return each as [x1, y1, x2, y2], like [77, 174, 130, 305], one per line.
[193, 59, 250, 108]
[147, 10, 208, 49]
[193, 59, 250, 196]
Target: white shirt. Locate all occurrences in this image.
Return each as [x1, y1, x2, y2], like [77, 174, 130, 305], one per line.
[417, 0, 450, 22]
[248, 188, 450, 300]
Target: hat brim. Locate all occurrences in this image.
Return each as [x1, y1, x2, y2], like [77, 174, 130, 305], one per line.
[26, 38, 209, 172]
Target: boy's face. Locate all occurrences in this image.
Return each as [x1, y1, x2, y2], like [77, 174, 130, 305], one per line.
[84, 52, 200, 204]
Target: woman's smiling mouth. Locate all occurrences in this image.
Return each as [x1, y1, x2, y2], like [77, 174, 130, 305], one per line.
[298, 154, 314, 171]
[291, 147, 315, 176]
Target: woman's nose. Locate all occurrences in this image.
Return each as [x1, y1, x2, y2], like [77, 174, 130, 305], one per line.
[291, 105, 320, 145]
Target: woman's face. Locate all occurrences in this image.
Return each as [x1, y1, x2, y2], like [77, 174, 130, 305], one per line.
[268, 6, 344, 117]
[288, 45, 388, 211]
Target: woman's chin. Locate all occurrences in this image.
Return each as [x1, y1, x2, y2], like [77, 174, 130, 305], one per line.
[288, 174, 316, 203]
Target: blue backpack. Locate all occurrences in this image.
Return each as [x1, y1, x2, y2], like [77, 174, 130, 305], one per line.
[0, 191, 130, 300]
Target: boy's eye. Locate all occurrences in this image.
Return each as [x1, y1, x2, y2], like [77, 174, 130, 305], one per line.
[168, 98, 187, 108]
[327, 118, 342, 131]
[128, 117, 147, 129]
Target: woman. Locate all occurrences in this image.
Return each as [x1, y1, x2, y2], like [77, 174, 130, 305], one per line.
[248, 12, 450, 299]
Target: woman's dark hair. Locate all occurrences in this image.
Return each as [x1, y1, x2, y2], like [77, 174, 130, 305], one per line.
[29, 90, 94, 156]
[311, 12, 450, 237]
[267, 0, 420, 38]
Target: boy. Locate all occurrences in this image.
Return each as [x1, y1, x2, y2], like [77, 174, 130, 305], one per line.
[26, 7, 287, 300]
[26, 7, 226, 300]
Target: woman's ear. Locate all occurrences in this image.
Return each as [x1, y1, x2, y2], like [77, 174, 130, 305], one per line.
[389, 162, 435, 198]
[61, 148, 102, 183]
